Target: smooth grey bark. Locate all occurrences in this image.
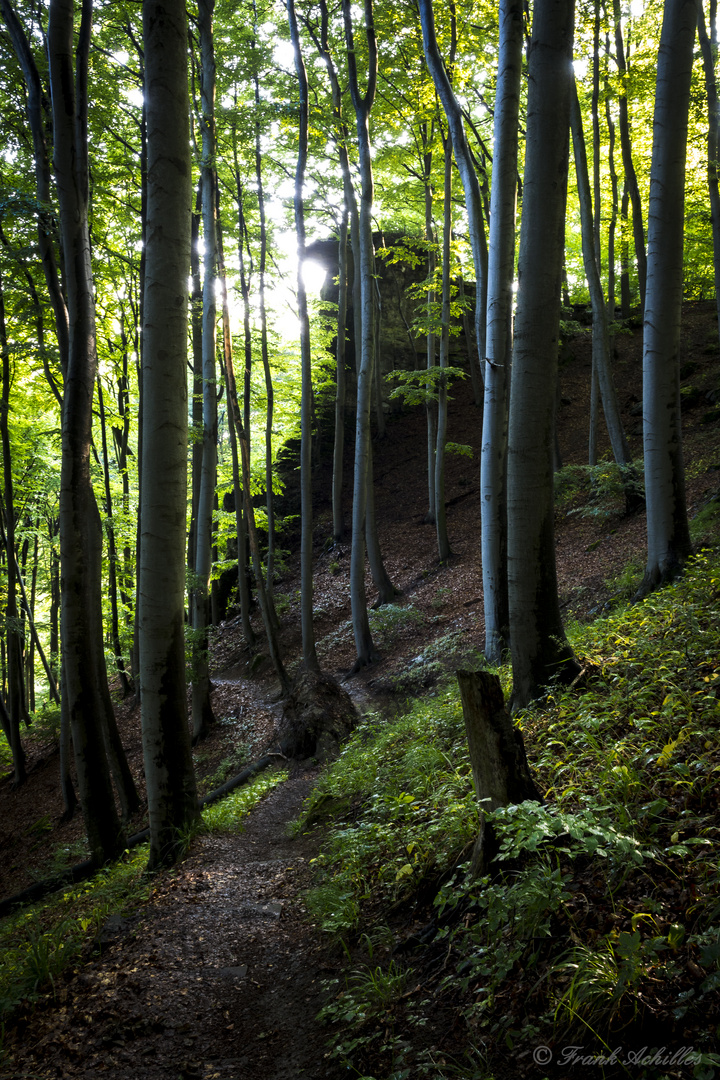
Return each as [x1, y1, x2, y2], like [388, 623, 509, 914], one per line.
[96, 375, 132, 697]
[418, 0, 488, 372]
[698, 0, 720, 339]
[605, 67, 619, 316]
[0, 274, 25, 786]
[49, 0, 126, 864]
[288, 0, 319, 672]
[343, 0, 379, 668]
[224, 356, 290, 696]
[636, 0, 698, 597]
[507, 0, 581, 709]
[434, 132, 452, 563]
[191, 0, 219, 743]
[188, 204, 203, 584]
[620, 183, 631, 317]
[227, 176, 256, 646]
[217, 211, 255, 648]
[252, 70, 277, 593]
[332, 209, 349, 541]
[569, 80, 631, 469]
[140, 0, 199, 869]
[612, 0, 647, 310]
[424, 134, 438, 526]
[481, 0, 523, 665]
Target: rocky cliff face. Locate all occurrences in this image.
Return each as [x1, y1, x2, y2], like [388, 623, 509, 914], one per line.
[304, 232, 478, 408]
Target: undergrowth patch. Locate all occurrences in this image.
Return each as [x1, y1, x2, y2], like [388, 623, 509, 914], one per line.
[299, 551, 720, 1079]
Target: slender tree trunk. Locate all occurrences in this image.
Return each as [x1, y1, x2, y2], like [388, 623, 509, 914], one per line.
[418, 0, 488, 372]
[434, 132, 453, 563]
[343, 0, 380, 669]
[96, 375, 132, 696]
[481, 0, 522, 664]
[620, 183, 631, 317]
[217, 212, 255, 647]
[698, 0, 720, 339]
[140, 0, 199, 869]
[0, 274, 26, 785]
[570, 80, 631, 468]
[188, 203, 204, 585]
[288, 0, 320, 672]
[424, 141, 437, 526]
[49, 0, 126, 864]
[253, 68, 277, 594]
[191, 0, 219, 743]
[613, 0, 647, 311]
[333, 209, 349, 541]
[636, 0, 697, 597]
[605, 68, 619, 317]
[507, 0, 581, 709]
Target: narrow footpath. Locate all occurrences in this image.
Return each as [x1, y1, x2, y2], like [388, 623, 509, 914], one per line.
[3, 772, 345, 1080]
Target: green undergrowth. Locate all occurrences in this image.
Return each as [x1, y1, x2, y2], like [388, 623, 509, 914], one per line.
[297, 550, 720, 1079]
[0, 768, 286, 1034]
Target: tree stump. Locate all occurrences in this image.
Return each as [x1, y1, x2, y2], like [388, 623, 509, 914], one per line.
[456, 670, 542, 876]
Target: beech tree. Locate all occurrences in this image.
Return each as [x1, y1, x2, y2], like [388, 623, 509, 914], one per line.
[288, 0, 320, 673]
[507, 0, 581, 708]
[480, 0, 523, 665]
[140, 0, 199, 868]
[190, 0, 219, 743]
[636, 0, 698, 597]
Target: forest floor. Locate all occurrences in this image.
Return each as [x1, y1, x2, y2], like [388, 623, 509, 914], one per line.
[1, 301, 720, 1078]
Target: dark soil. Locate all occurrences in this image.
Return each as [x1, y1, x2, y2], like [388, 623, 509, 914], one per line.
[2, 301, 720, 1079]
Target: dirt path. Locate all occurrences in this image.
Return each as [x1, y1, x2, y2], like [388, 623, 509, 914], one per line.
[3, 772, 344, 1080]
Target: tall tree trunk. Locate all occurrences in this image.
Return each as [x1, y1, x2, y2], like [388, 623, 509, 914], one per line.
[481, 0, 522, 664]
[613, 0, 647, 311]
[224, 360, 290, 696]
[253, 67, 277, 594]
[605, 65, 619, 317]
[191, 0, 219, 743]
[620, 182, 631, 318]
[434, 131, 453, 563]
[570, 79, 631, 469]
[49, 0, 126, 864]
[507, 0, 581, 709]
[332, 208, 349, 542]
[0, 273, 26, 786]
[188, 203, 204, 585]
[698, 0, 720, 340]
[636, 0, 697, 597]
[424, 137, 437, 526]
[288, 0, 320, 672]
[140, 0, 199, 869]
[217, 211, 255, 648]
[343, 0, 380, 669]
[418, 0, 488, 373]
[96, 374, 132, 697]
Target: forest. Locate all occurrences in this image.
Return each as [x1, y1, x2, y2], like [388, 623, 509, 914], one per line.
[0, 0, 719, 1076]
